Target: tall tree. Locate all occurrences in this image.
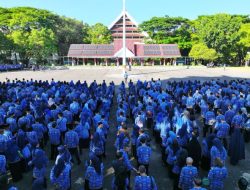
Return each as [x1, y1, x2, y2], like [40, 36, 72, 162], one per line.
[189, 43, 218, 63]
[193, 14, 243, 64]
[139, 16, 193, 56]
[87, 23, 112, 44]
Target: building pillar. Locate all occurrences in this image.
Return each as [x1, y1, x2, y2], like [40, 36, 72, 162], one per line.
[105, 59, 108, 66]
[152, 59, 155, 66]
[116, 58, 119, 67]
[174, 58, 177, 66]
[94, 58, 97, 66]
[164, 58, 166, 66]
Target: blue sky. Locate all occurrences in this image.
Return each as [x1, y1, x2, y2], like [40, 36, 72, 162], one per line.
[0, 0, 249, 26]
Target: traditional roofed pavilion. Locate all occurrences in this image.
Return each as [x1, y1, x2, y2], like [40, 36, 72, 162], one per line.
[67, 11, 181, 66]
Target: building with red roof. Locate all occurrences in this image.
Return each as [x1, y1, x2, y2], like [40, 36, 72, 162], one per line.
[67, 11, 181, 65]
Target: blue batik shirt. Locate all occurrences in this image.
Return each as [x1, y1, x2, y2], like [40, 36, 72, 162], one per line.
[64, 130, 79, 148]
[50, 163, 71, 190]
[208, 166, 227, 190]
[210, 146, 227, 166]
[74, 123, 89, 139]
[6, 117, 18, 132]
[216, 122, 229, 139]
[205, 111, 215, 125]
[32, 123, 46, 140]
[134, 176, 157, 190]
[137, 145, 151, 165]
[120, 149, 133, 171]
[56, 117, 67, 132]
[179, 166, 198, 190]
[48, 127, 61, 145]
[85, 164, 104, 189]
[0, 155, 6, 174]
[232, 114, 244, 128]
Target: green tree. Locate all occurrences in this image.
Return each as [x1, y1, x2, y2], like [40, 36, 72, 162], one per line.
[87, 23, 112, 44]
[139, 16, 193, 55]
[193, 14, 243, 64]
[55, 17, 90, 56]
[189, 43, 218, 63]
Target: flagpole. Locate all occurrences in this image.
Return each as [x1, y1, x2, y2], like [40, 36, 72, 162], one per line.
[122, 0, 126, 69]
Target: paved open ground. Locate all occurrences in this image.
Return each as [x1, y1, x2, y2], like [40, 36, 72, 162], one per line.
[1, 66, 250, 190]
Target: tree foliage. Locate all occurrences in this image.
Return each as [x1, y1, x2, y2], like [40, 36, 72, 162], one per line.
[189, 43, 218, 61]
[193, 14, 243, 63]
[139, 16, 193, 56]
[0, 7, 89, 63]
[87, 23, 112, 44]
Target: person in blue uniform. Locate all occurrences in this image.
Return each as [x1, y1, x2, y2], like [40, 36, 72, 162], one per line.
[210, 138, 227, 167]
[178, 157, 198, 190]
[208, 158, 228, 190]
[229, 126, 245, 165]
[48, 121, 61, 160]
[0, 155, 7, 189]
[74, 121, 90, 154]
[85, 153, 104, 190]
[136, 137, 151, 175]
[50, 157, 71, 190]
[204, 106, 215, 137]
[134, 165, 157, 190]
[64, 123, 81, 165]
[29, 148, 48, 188]
[112, 152, 128, 190]
[90, 132, 104, 161]
[57, 113, 67, 141]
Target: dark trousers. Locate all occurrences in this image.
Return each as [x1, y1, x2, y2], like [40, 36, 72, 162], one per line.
[203, 124, 212, 137]
[132, 145, 137, 158]
[9, 160, 23, 182]
[0, 173, 8, 189]
[173, 173, 181, 190]
[50, 144, 59, 160]
[68, 147, 81, 164]
[147, 118, 153, 129]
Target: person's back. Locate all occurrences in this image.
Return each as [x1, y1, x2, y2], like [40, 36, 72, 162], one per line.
[134, 165, 157, 190]
[179, 157, 198, 190]
[137, 144, 151, 165]
[208, 158, 228, 190]
[64, 129, 78, 148]
[112, 152, 128, 190]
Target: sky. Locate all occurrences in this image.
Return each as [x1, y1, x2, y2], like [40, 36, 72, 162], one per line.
[0, 0, 250, 26]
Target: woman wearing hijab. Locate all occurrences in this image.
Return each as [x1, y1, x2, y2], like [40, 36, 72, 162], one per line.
[29, 148, 48, 187]
[201, 134, 216, 170]
[50, 157, 71, 190]
[187, 129, 201, 169]
[90, 132, 104, 161]
[172, 147, 188, 190]
[166, 139, 180, 179]
[229, 127, 245, 165]
[210, 138, 227, 167]
[208, 158, 228, 190]
[177, 124, 189, 148]
[5, 139, 23, 182]
[85, 154, 104, 190]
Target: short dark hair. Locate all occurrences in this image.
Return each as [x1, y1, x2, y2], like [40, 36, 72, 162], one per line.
[193, 178, 202, 186]
[238, 177, 248, 190]
[140, 137, 146, 144]
[139, 165, 146, 174]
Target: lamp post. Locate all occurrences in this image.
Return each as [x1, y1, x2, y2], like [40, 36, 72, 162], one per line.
[122, 0, 126, 70]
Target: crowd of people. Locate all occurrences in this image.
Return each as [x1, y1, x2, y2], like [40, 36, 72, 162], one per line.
[0, 64, 23, 72]
[0, 77, 249, 190]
